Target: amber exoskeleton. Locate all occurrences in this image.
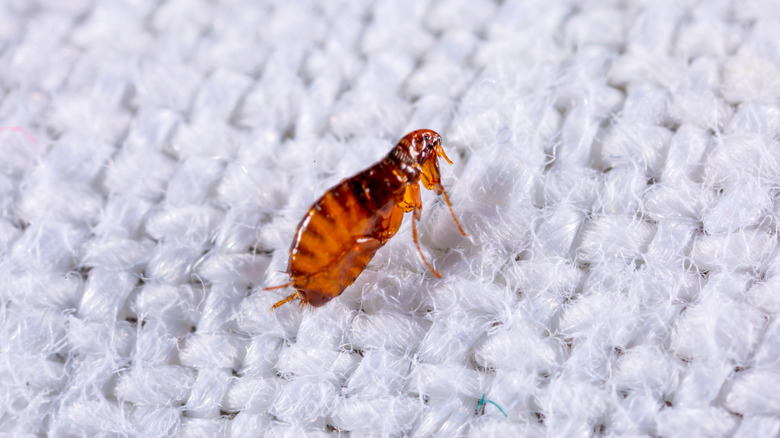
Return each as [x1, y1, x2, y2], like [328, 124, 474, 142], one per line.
[265, 129, 467, 309]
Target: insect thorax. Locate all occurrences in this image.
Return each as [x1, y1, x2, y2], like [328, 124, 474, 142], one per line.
[388, 145, 421, 183]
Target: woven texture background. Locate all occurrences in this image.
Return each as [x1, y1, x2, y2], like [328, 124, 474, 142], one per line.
[2, 0, 780, 436]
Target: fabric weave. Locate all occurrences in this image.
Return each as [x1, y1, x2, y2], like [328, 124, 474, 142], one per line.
[1, 0, 779, 436]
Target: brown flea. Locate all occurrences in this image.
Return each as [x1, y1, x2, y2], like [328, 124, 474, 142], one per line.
[265, 129, 467, 310]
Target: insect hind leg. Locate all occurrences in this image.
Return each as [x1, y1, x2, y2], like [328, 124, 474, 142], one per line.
[262, 281, 298, 310]
[263, 281, 293, 291]
[271, 292, 299, 310]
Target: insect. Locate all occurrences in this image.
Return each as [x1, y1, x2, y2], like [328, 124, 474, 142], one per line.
[264, 129, 467, 309]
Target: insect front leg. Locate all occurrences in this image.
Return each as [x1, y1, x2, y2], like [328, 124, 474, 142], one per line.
[400, 183, 442, 278]
[438, 184, 468, 237]
[419, 150, 467, 237]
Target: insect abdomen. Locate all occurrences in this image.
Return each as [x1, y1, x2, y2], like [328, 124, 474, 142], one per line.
[288, 161, 404, 287]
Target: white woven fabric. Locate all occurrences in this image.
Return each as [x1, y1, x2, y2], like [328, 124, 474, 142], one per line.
[2, 0, 780, 436]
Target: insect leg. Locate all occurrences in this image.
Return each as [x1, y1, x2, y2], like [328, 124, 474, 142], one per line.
[419, 147, 467, 237]
[437, 184, 468, 237]
[412, 210, 442, 278]
[271, 292, 299, 310]
[263, 282, 293, 291]
[402, 183, 442, 278]
[263, 282, 298, 310]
